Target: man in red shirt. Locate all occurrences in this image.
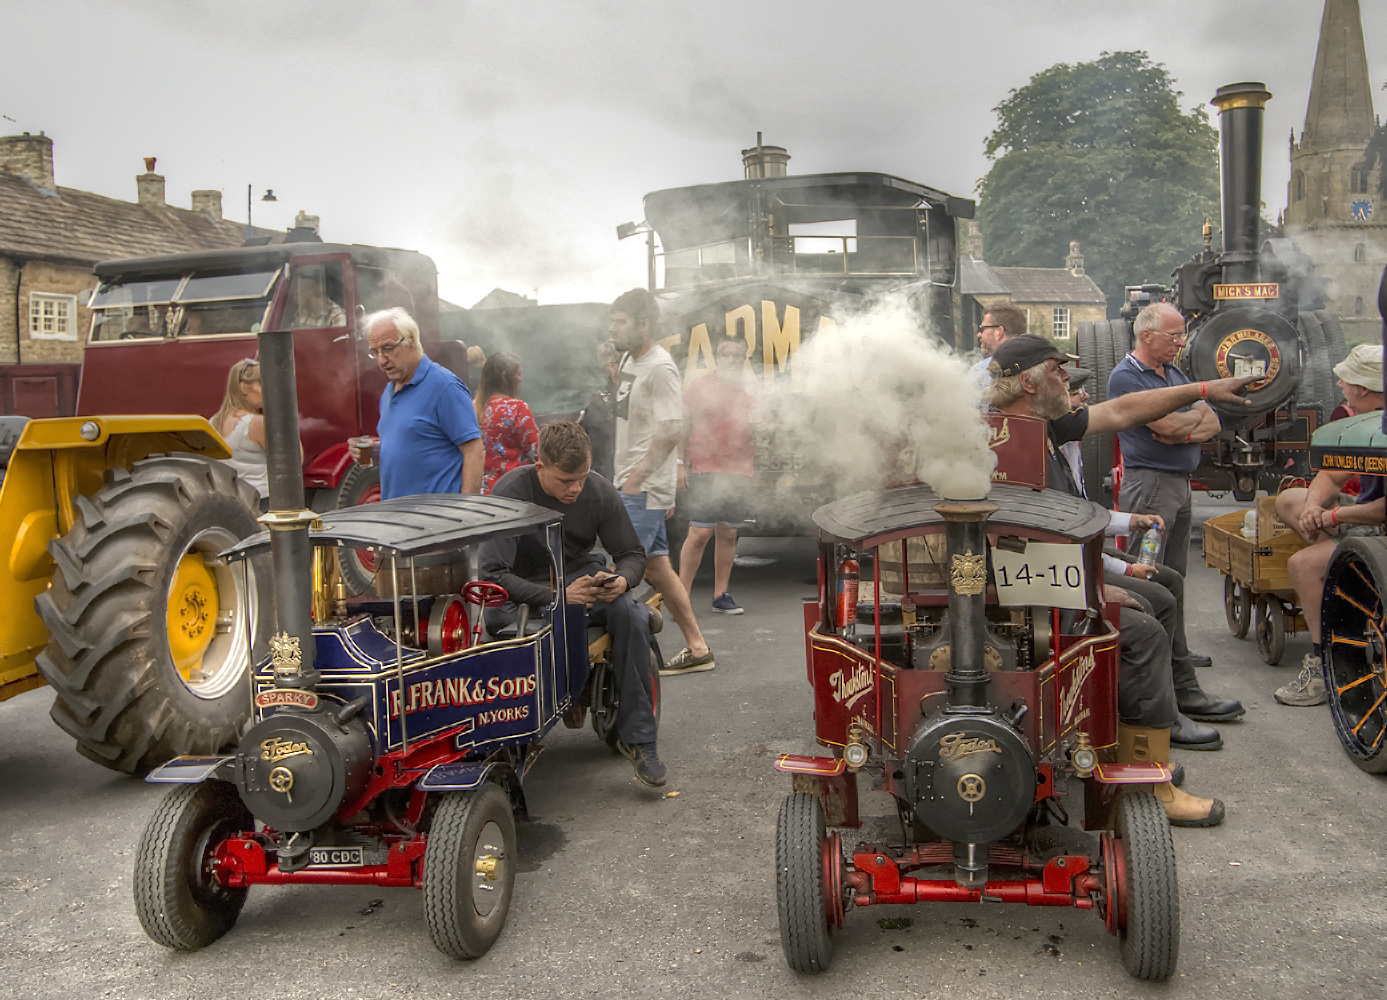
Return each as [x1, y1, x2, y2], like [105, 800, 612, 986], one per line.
[677, 336, 757, 614]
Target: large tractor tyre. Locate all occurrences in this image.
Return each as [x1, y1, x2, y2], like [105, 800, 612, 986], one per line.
[310, 461, 381, 595]
[1076, 319, 1126, 503]
[592, 638, 664, 751]
[1298, 312, 1340, 417]
[1320, 536, 1387, 773]
[1317, 309, 1349, 370]
[776, 791, 837, 974]
[422, 783, 517, 959]
[1114, 790, 1179, 981]
[35, 455, 262, 775]
[133, 780, 252, 951]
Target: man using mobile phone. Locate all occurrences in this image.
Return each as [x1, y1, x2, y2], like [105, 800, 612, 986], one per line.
[479, 421, 666, 786]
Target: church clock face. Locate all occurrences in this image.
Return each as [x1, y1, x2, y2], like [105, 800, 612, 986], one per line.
[1350, 197, 1373, 222]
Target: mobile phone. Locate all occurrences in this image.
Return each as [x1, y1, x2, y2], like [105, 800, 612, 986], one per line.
[594, 572, 621, 587]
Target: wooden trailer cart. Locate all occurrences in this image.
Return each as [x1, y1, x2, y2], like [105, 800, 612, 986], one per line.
[1203, 496, 1308, 665]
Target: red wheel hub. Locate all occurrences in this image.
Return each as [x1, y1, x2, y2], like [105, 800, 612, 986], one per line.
[439, 599, 469, 653]
[354, 484, 382, 572]
[821, 830, 845, 928]
[1099, 830, 1128, 936]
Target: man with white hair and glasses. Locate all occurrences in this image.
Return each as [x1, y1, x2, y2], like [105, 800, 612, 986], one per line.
[348, 306, 482, 499]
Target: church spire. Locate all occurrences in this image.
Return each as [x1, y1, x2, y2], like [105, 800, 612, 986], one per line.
[1302, 0, 1375, 149]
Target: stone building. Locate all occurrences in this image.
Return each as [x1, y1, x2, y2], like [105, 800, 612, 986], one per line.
[1284, 0, 1386, 345]
[0, 132, 274, 384]
[962, 225, 1107, 345]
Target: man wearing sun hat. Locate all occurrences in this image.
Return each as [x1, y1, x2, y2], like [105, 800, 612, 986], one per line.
[1271, 342, 1386, 707]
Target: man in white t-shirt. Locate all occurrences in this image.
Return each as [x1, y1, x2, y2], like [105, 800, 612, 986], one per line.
[610, 288, 715, 675]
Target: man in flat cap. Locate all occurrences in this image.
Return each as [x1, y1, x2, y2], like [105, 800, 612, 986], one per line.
[986, 335, 1255, 827]
[1271, 343, 1387, 707]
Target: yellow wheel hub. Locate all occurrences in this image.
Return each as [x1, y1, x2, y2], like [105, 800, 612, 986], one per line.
[167, 552, 219, 679]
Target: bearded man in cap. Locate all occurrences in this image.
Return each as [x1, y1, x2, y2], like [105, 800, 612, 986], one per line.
[986, 334, 1256, 826]
[1271, 343, 1387, 707]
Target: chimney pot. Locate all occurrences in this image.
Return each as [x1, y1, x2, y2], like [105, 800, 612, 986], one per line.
[137, 160, 165, 208]
[740, 140, 790, 179]
[0, 132, 56, 191]
[1065, 241, 1085, 276]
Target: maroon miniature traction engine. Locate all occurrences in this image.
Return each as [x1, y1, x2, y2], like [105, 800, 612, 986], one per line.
[773, 466, 1181, 980]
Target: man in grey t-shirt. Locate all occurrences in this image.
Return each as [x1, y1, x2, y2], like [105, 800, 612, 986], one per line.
[480, 421, 665, 786]
[609, 288, 714, 675]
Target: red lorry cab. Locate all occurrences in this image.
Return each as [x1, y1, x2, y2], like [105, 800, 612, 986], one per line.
[79, 241, 464, 504]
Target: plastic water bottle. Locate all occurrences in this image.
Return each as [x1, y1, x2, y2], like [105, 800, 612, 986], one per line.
[1137, 526, 1162, 567]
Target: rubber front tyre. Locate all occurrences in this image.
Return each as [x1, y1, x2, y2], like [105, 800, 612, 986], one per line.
[35, 455, 262, 775]
[1114, 789, 1179, 981]
[1224, 577, 1252, 639]
[1320, 536, 1387, 773]
[133, 780, 251, 951]
[1255, 596, 1287, 665]
[422, 783, 517, 959]
[776, 791, 835, 974]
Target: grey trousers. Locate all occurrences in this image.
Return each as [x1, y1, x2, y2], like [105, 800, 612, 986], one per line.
[1115, 605, 1180, 729]
[1104, 560, 1200, 696]
[1120, 467, 1193, 577]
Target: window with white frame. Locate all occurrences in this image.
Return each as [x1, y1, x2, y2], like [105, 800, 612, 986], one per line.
[29, 292, 79, 341]
[1052, 307, 1071, 340]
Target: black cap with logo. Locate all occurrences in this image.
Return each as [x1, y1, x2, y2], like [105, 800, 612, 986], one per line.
[989, 334, 1080, 378]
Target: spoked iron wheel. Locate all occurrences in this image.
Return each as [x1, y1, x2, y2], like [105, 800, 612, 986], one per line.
[591, 638, 663, 751]
[1224, 576, 1253, 639]
[775, 791, 841, 973]
[1321, 537, 1387, 773]
[1255, 596, 1287, 665]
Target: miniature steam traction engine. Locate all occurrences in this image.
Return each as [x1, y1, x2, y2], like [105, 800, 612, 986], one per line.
[774, 472, 1182, 980]
[130, 326, 649, 958]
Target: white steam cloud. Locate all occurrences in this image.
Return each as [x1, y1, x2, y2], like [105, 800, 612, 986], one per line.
[767, 300, 996, 500]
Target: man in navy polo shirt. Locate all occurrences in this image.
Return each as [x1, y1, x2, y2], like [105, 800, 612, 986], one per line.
[1106, 303, 1220, 579]
[350, 307, 482, 498]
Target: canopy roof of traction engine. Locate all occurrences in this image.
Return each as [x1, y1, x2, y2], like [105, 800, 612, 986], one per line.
[813, 482, 1111, 549]
[219, 494, 562, 564]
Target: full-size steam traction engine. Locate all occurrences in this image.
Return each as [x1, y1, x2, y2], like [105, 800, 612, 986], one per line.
[1077, 82, 1349, 502]
[774, 438, 1181, 979]
[129, 326, 608, 959]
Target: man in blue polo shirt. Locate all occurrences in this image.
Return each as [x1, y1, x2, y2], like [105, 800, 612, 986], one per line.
[1107, 302, 1221, 579]
[351, 307, 482, 498]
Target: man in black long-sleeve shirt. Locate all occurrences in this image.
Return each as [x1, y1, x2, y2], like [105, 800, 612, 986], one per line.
[479, 421, 665, 786]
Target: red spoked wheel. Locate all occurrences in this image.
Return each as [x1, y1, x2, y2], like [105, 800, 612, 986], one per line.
[353, 483, 383, 574]
[462, 582, 510, 644]
[425, 596, 471, 656]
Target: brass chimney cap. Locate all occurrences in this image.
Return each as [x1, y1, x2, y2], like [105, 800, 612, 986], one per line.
[1211, 82, 1271, 113]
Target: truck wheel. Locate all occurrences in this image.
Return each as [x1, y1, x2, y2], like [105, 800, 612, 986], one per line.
[1114, 789, 1179, 981]
[592, 638, 664, 751]
[133, 780, 251, 950]
[35, 455, 261, 774]
[311, 461, 381, 595]
[776, 791, 836, 973]
[1320, 537, 1387, 773]
[422, 783, 516, 959]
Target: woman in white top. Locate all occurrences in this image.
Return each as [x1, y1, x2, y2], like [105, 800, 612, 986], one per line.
[212, 358, 269, 510]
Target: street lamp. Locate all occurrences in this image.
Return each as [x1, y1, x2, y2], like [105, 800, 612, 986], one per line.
[247, 185, 278, 239]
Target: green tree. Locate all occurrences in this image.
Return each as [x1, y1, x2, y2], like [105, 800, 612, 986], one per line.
[976, 51, 1220, 317]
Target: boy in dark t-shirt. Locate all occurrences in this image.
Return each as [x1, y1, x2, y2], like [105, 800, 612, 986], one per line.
[479, 421, 665, 787]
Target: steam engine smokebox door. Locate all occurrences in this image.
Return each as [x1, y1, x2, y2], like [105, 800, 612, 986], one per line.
[237, 711, 372, 832]
[905, 715, 1035, 844]
[1185, 305, 1301, 414]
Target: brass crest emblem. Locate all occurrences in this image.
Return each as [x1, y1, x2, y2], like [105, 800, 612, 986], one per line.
[270, 632, 302, 678]
[950, 550, 987, 596]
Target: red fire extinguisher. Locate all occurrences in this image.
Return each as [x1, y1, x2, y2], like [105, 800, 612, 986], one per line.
[835, 556, 859, 628]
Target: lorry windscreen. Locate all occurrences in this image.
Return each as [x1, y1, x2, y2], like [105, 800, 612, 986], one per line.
[88, 270, 280, 342]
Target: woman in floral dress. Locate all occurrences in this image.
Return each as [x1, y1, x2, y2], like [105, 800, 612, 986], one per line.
[475, 351, 539, 493]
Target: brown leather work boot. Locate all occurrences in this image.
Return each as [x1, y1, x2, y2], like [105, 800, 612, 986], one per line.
[1117, 724, 1225, 828]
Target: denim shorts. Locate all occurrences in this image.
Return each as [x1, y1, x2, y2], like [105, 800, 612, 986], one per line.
[620, 491, 670, 558]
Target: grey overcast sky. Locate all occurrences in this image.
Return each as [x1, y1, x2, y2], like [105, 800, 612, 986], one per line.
[5, 1, 1384, 308]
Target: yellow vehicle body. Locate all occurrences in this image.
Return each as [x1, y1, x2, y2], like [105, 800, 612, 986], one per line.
[0, 415, 229, 703]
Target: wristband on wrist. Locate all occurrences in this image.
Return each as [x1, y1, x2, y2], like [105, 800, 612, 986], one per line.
[1329, 507, 1340, 527]
[1185, 434, 1192, 443]
[1199, 381, 1208, 398]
